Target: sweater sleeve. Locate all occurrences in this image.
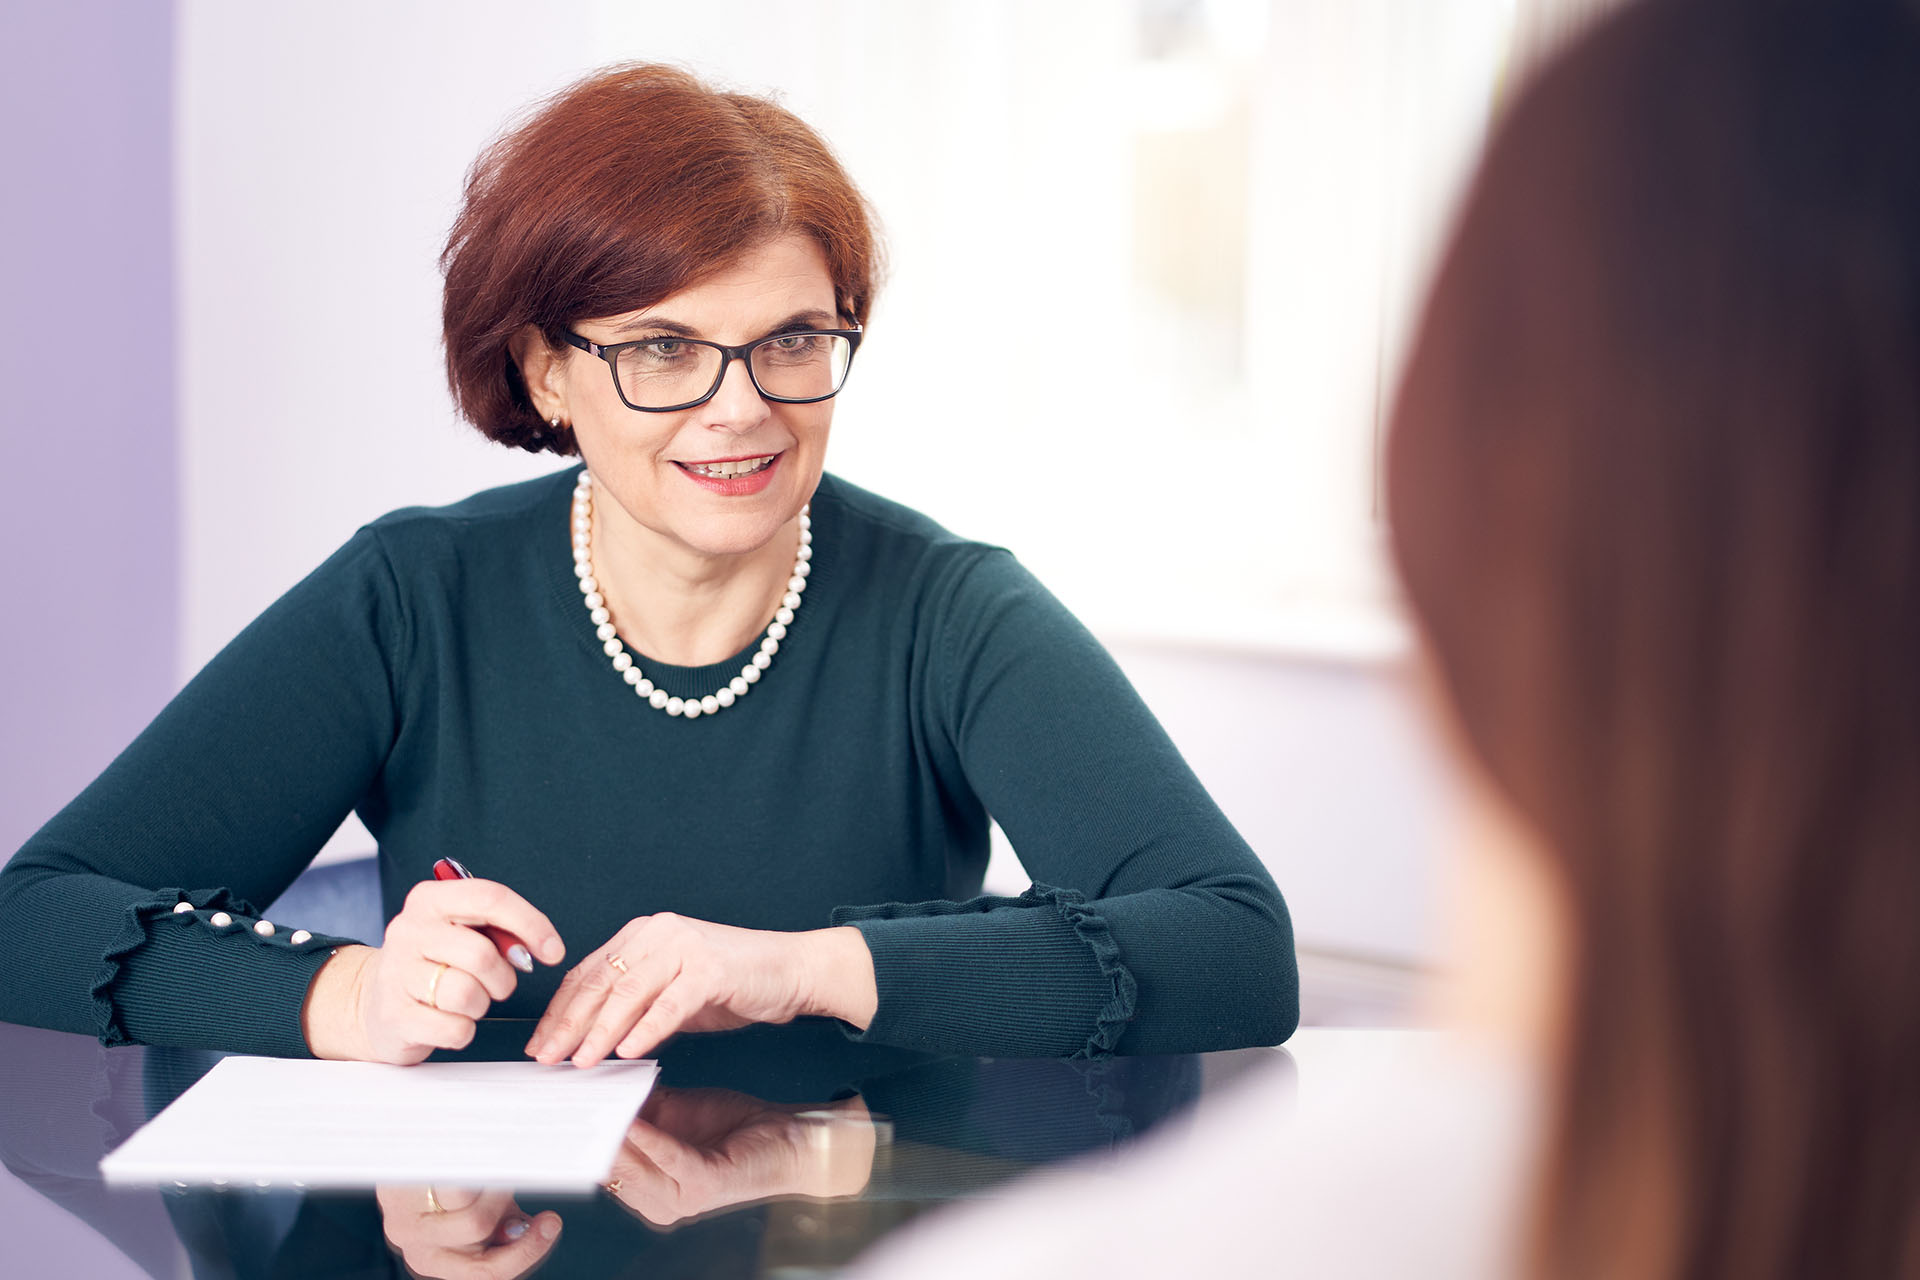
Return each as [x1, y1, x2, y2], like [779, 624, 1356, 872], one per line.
[0, 528, 405, 1056]
[833, 550, 1298, 1058]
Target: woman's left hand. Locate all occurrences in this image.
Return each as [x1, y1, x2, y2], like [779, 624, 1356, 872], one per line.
[524, 915, 876, 1067]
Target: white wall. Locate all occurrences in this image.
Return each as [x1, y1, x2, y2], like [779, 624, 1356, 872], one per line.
[177, 0, 1478, 960]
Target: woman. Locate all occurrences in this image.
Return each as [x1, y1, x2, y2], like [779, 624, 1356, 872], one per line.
[854, 1, 1920, 1276]
[0, 66, 1297, 1066]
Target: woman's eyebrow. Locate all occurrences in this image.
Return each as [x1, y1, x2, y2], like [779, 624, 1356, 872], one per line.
[611, 308, 840, 339]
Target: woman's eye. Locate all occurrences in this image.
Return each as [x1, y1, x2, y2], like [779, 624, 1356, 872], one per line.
[643, 340, 686, 358]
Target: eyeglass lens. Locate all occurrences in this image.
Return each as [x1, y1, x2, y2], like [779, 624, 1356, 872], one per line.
[614, 334, 854, 408]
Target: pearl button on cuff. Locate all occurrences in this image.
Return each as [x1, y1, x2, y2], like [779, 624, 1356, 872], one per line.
[209, 912, 232, 928]
[253, 920, 275, 937]
[172, 902, 193, 914]
[290, 929, 312, 946]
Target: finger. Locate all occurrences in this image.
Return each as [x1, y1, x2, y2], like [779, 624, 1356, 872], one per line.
[621, 1116, 704, 1181]
[391, 999, 481, 1054]
[411, 878, 566, 967]
[527, 960, 615, 1064]
[473, 1211, 562, 1277]
[573, 960, 678, 1068]
[612, 974, 701, 1062]
[404, 1188, 512, 1247]
[418, 922, 520, 1004]
[412, 960, 491, 1022]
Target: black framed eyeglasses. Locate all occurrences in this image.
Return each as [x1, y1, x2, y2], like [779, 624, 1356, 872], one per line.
[562, 326, 864, 413]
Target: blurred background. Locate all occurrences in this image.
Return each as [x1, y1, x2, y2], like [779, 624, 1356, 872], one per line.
[0, 0, 1613, 1039]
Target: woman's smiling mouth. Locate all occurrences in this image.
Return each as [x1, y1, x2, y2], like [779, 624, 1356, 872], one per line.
[673, 452, 784, 494]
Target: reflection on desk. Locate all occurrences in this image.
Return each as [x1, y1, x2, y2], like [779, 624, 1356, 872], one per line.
[0, 1017, 1291, 1278]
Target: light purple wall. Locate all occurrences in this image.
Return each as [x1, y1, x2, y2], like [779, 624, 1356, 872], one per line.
[0, 2, 178, 866]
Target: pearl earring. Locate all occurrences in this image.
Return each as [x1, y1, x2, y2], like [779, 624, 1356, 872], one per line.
[549, 414, 562, 429]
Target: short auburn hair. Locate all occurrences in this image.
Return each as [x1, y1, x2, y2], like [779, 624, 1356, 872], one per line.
[441, 63, 882, 454]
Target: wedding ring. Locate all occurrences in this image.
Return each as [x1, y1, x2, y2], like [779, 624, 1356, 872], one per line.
[427, 962, 449, 1010]
[607, 954, 629, 974]
[425, 1186, 445, 1213]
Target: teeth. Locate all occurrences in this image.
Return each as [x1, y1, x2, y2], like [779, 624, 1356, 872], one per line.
[685, 456, 774, 479]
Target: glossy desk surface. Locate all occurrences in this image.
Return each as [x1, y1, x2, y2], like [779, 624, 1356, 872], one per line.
[0, 1018, 1333, 1279]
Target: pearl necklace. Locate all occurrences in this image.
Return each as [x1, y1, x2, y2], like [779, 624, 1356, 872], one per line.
[571, 469, 811, 720]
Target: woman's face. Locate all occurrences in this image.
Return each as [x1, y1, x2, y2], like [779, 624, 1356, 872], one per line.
[544, 234, 842, 562]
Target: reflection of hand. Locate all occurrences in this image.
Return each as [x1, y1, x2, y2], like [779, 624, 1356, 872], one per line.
[525, 914, 874, 1067]
[307, 879, 565, 1064]
[606, 1087, 878, 1227]
[376, 1184, 561, 1279]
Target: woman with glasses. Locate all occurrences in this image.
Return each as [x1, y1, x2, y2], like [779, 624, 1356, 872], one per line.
[0, 65, 1297, 1067]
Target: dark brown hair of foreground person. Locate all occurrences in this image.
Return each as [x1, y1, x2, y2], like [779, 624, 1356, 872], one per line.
[1387, 1, 1920, 1277]
[440, 63, 882, 454]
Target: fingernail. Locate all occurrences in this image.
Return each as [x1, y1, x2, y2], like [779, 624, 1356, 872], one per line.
[502, 1216, 531, 1241]
[523, 1038, 541, 1057]
[508, 944, 534, 973]
[541, 938, 565, 964]
[538, 1214, 561, 1241]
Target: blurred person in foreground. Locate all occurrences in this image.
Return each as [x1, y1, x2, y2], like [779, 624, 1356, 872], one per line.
[853, 1, 1920, 1276]
[0, 65, 1295, 1068]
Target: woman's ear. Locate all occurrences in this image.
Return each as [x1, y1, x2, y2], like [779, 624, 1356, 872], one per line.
[509, 325, 568, 423]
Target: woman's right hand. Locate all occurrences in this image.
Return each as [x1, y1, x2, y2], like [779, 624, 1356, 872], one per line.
[302, 878, 565, 1064]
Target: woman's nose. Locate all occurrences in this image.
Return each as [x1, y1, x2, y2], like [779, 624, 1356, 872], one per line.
[701, 355, 771, 433]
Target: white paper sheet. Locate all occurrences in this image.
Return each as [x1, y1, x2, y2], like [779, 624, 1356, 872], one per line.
[100, 1056, 658, 1190]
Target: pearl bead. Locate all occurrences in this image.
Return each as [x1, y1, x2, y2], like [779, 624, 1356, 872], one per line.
[290, 930, 312, 946]
[172, 901, 193, 914]
[253, 920, 275, 937]
[209, 912, 233, 928]
[572, 469, 807, 721]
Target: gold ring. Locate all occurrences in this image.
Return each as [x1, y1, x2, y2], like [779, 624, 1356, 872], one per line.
[425, 1186, 445, 1213]
[427, 962, 449, 1010]
[607, 954, 628, 974]
[604, 1178, 623, 1195]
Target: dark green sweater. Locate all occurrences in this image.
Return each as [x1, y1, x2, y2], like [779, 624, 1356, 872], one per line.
[0, 471, 1297, 1059]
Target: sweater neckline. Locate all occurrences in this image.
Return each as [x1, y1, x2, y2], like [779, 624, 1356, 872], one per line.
[542, 468, 832, 699]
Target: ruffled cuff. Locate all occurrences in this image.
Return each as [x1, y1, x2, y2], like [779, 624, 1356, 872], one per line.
[831, 882, 1138, 1059]
[91, 887, 356, 1053]
[1028, 884, 1138, 1058]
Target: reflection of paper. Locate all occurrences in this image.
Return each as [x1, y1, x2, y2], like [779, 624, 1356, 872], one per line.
[100, 1057, 658, 1190]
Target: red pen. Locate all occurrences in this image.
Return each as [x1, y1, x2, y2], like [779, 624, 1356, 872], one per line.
[432, 857, 536, 973]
